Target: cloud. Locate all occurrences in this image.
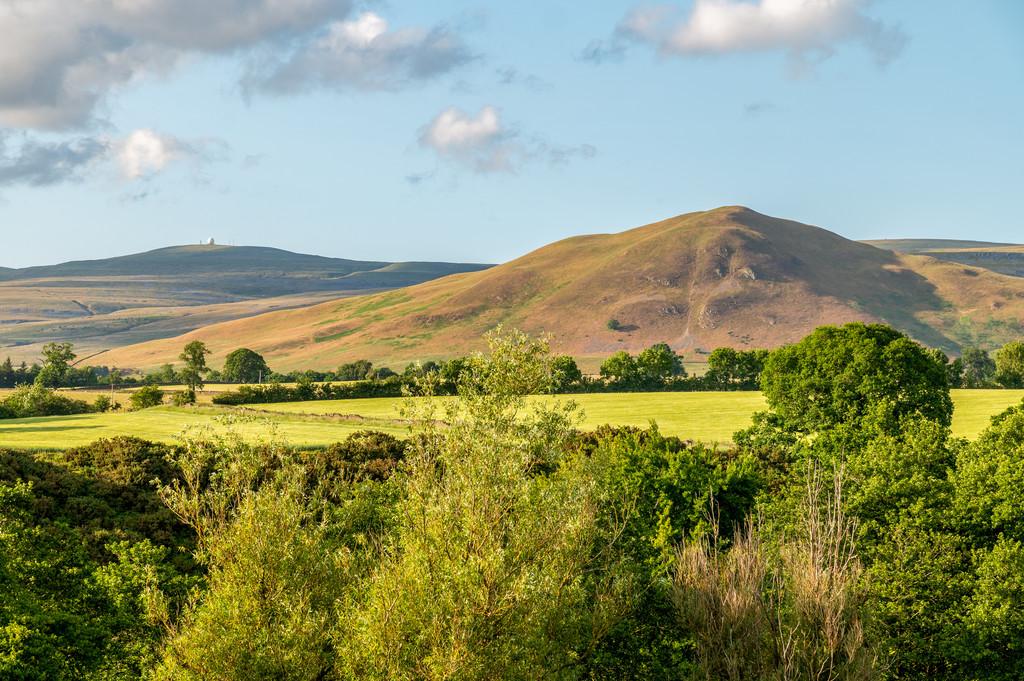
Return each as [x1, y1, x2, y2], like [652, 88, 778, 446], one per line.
[0, 2, 470, 129]
[417, 106, 595, 175]
[0, 134, 109, 187]
[242, 12, 474, 95]
[586, 0, 907, 69]
[117, 130, 180, 179]
[0, 128, 224, 187]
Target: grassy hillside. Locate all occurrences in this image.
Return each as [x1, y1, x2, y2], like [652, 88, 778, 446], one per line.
[95, 207, 1024, 371]
[0, 244, 490, 364]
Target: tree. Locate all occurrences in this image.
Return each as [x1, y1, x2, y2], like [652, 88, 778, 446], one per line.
[600, 351, 639, 388]
[34, 342, 76, 387]
[960, 347, 996, 388]
[607, 318, 623, 331]
[336, 328, 631, 678]
[706, 348, 769, 390]
[636, 343, 685, 387]
[759, 323, 952, 436]
[222, 348, 270, 384]
[995, 341, 1024, 388]
[178, 341, 211, 391]
[129, 384, 164, 410]
[549, 355, 583, 393]
[337, 359, 374, 381]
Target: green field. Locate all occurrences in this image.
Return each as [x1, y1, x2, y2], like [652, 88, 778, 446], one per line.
[2, 390, 1022, 451]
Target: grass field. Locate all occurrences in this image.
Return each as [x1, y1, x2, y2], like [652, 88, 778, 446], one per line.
[1, 390, 1021, 451]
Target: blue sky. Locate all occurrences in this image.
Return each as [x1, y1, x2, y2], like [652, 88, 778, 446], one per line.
[0, 1, 1021, 268]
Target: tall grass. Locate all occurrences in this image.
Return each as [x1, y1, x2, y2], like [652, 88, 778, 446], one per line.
[673, 470, 876, 681]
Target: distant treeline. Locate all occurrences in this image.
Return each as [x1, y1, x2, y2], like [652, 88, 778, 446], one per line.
[5, 338, 1024, 400]
[210, 346, 771, 406]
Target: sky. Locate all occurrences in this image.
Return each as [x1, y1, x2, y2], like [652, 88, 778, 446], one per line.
[0, 0, 1021, 268]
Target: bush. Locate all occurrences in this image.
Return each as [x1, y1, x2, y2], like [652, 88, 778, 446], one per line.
[92, 394, 119, 412]
[0, 384, 93, 418]
[129, 385, 164, 410]
[172, 388, 196, 406]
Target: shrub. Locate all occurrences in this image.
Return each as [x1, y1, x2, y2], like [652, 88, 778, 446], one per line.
[607, 318, 622, 331]
[92, 394, 119, 412]
[172, 388, 196, 406]
[0, 384, 93, 418]
[129, 385, 164, 410]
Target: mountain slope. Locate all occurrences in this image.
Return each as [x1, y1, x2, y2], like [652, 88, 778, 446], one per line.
[96, 207, 1024, 371]
[0, 244, 491, 363]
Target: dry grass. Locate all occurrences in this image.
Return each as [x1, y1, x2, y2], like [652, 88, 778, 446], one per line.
[674, 470, 875, 681]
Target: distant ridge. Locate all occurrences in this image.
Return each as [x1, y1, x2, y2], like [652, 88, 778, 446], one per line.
[97, 207, 1024, 371]
[0, 244, 492, 364]
[864, 239, 1024, 279]
[865, 239, 1018, 253]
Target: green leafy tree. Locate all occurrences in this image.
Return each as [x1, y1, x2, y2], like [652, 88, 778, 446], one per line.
[178, 341, 211, 392]
[706, 347, 769, 389]
[221, 348, 270, 384]
[995, 340, 1024, 388]
[636, 343, 685, 387]
[129, 385, 164, 410]
[337, 360, 374, 380]
[549, 354, 583, 393]
[960, 346, 996, 387]
[34, 342, 76, 387]
[600, 351, 640, 388]
[336, 329, 632, 679]
[759, 323, 952, 436]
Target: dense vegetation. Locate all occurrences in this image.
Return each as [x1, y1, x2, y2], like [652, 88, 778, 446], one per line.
[3, 323, 1024, 678]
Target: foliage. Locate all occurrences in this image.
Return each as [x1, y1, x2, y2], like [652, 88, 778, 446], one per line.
[171, 388, 196, 406]
[959, 346, 997, 388]
[0, 384, 94, 418]
[995, 340, 1024, 388]
[336, 359, 374, 381]
[0, 438, 195, 679]
[705, 347, 769, 390]
[550, 354, 584, 393]
[221, 348, 271, 384]
[178, 341, 211, 392]
[34, 342, 77, 388]
[759, 323, 952, 436]
[129, 385, 164, 410]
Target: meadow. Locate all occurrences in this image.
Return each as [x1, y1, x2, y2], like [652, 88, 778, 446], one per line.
[2, 389, 1021, 451]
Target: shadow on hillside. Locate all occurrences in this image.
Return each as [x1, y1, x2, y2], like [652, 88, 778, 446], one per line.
[736, 211, 959, 351]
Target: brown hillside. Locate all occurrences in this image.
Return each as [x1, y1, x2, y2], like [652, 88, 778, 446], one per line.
[95, 207, 1024, 371]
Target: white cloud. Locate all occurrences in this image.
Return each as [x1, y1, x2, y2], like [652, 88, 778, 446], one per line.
[419, 106, 511, 173]
[586, 0, 907, 69]
[243, 12, 473, 95]
[417, 106, 595, 176]
[117, 129, 180, 179]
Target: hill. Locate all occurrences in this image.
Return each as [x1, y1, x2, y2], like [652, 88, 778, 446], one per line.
[0, 244, 490, 364]
[865, 239, 1024, 278]
[95, 207, 1024, 372]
